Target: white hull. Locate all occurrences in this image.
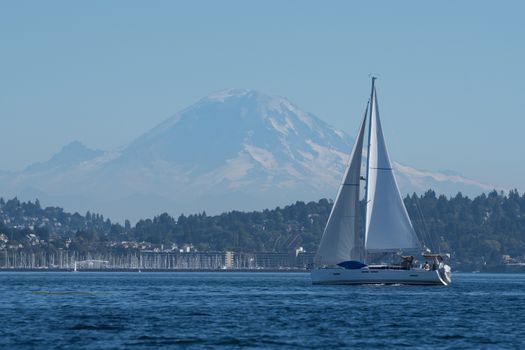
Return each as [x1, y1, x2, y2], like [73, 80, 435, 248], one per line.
[311, 267, 450, 286]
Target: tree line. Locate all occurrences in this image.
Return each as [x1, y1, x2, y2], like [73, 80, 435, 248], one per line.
[1, 189, 525, 269]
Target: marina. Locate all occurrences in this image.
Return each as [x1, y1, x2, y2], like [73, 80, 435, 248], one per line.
[0, 249, 315, 271]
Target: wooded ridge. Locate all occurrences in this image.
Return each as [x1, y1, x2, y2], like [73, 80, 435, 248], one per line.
[1, 189, 524, 271]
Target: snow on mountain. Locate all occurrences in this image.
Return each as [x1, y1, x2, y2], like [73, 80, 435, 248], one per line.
[0, 89, 497, 222]
[392, 162, 497, 196]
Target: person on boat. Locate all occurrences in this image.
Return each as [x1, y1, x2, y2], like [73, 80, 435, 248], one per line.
[423, 262, 430, 271]
[400, 256, 413, 270]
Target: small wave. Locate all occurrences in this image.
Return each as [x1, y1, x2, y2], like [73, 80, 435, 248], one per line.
[32, 291, 96, 296]
[188, 312, 211, 316]
[130, 336, 202, 346]
[439, 334, 467, 340]
[69, 324, 124, 331]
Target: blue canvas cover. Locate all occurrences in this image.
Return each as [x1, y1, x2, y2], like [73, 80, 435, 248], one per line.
[337, 260, 367, 269]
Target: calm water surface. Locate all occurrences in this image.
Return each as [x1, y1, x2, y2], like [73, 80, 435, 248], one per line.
[0, 272, 524, 349]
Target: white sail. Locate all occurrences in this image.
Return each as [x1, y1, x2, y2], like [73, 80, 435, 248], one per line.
[365, 87, 420, 252]
[315, 107, 367, 266]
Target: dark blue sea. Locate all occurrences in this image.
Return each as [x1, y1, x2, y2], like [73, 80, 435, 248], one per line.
[0, 272, 524, 349]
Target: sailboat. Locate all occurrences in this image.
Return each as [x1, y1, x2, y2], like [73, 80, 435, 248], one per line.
[311, 78, 452, 285]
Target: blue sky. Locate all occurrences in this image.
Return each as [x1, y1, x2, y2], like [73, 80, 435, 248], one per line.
[1, 1, 524, 190]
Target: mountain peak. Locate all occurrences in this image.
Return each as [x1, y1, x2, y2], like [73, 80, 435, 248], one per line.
[25, 141, 103, 173]
[206, 88, 253, 101]
[60, 140, 92, 154]
[204, 88, 293, 107]
[123, 88, 352, 172]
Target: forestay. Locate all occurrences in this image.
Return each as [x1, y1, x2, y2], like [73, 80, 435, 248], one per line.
[365, 88, 420, 252]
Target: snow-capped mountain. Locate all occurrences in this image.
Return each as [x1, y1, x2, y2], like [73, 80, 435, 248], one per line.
[0, 89, 496, 222]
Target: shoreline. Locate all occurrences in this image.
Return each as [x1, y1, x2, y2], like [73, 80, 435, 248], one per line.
[0, 268, 523, 274]
[0, 268, 310, 273]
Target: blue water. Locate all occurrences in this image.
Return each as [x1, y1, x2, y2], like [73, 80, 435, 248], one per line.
[0, 272, 524, 349]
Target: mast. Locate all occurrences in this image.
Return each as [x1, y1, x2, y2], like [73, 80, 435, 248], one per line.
[355, 100, 370, 262]
[363, 77, 376, 263]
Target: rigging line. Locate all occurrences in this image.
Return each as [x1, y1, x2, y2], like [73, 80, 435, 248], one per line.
[420, 199, 439, 252]
[414, 195, 436, 252]
[413, 197, 430, 250]
[409, 197, 428, 250]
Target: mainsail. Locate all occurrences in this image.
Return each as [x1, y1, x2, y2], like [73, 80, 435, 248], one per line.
[315, 105, 368, 266]
[365, 86, 420, 252]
